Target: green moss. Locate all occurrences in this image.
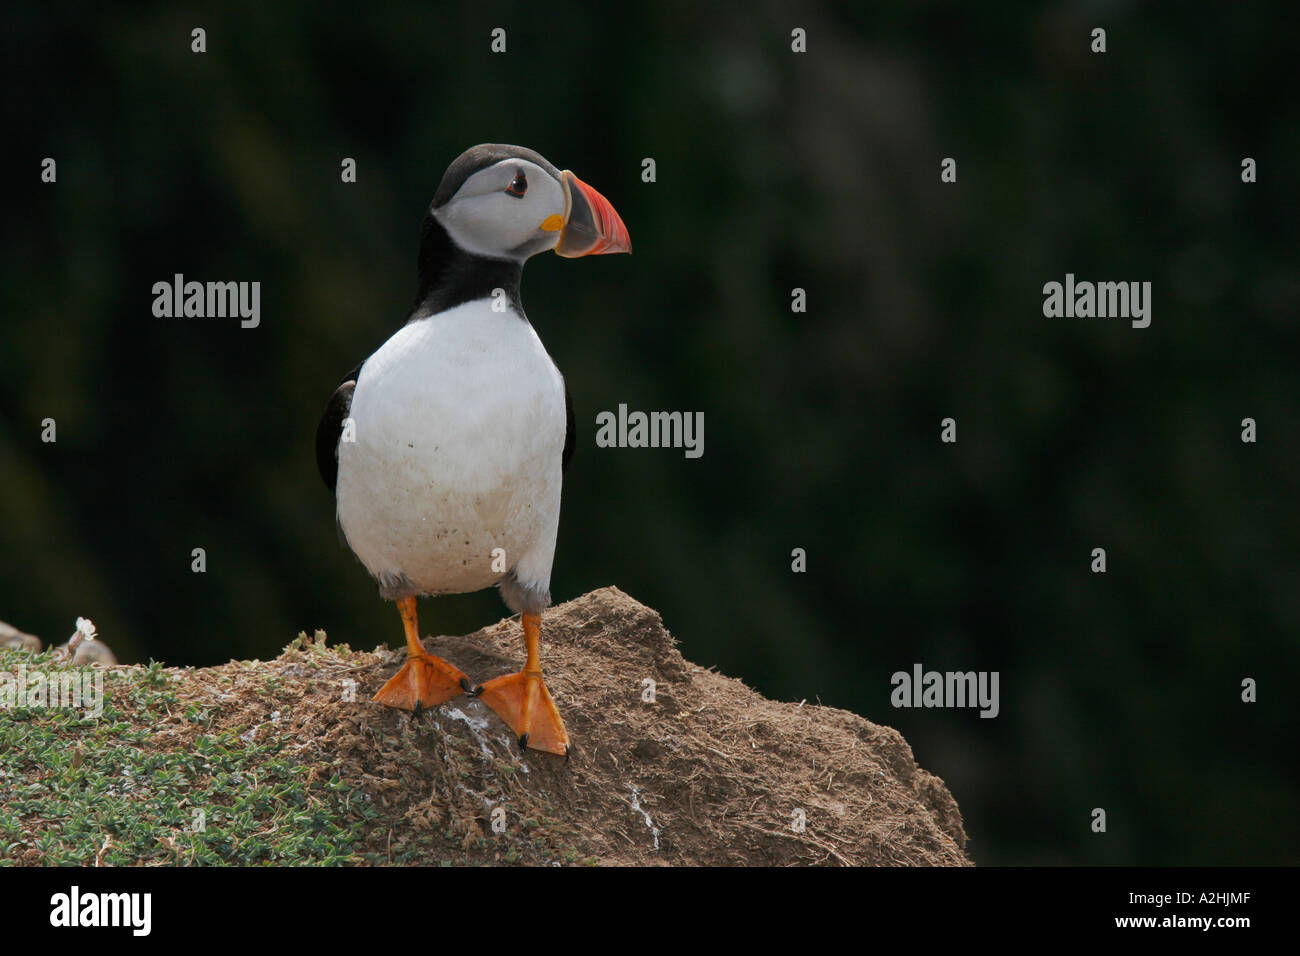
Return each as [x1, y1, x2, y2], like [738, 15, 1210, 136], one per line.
[0, 647, 377, 866]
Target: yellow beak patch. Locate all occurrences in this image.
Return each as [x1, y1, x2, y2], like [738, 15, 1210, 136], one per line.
[539, 214, 565, 232]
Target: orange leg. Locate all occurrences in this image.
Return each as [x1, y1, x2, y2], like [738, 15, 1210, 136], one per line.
[475, 612, 570, 757]
[372, 596, 470, 713]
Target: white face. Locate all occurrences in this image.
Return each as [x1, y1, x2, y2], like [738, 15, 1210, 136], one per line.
[432, 158, 567, 261]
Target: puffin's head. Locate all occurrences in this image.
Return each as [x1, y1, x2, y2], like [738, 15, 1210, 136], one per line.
[430, 144, 631, 261]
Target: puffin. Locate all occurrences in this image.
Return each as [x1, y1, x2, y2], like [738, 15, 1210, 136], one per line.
[316, 144, 630, 757]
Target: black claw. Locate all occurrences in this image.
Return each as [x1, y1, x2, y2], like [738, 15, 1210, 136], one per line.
[518, 733, 530, 752]
[469, 684, 484, 698]
[459, 677, 473, 694]
[412, 701, 424, 719]
[564, 745, 572, 763]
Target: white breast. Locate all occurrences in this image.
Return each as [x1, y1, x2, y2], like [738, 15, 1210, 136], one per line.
[335, 300, 566, 600]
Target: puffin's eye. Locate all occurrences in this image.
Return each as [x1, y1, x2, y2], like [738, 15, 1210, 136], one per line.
[505, 170, 528, 198]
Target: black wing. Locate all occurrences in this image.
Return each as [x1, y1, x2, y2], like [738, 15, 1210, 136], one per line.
[563, 385, 575, 472]
[316, 362, 364, 493]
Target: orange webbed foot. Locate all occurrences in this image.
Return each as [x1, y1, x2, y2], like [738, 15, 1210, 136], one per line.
[372, 595, 470, 712]
[475, 670, 570, 756]
[475, 612, 570, 757]
[373, 651, 471, 712]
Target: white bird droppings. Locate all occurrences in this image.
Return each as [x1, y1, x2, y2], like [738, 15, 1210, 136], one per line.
[628, 784, 661, 850]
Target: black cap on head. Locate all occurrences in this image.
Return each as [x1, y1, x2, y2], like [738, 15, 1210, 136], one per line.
[431, 144, 562, 209]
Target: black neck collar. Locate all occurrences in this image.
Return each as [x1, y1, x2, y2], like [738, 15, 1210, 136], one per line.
[410, 214, 524, 320]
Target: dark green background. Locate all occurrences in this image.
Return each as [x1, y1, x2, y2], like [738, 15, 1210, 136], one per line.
[3, 2, 1297, 865]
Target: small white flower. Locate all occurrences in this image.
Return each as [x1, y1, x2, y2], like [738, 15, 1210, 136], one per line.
[75, 617, 98, 642]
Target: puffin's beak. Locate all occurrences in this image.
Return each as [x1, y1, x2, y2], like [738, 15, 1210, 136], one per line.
[555, 170, 632, 257]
